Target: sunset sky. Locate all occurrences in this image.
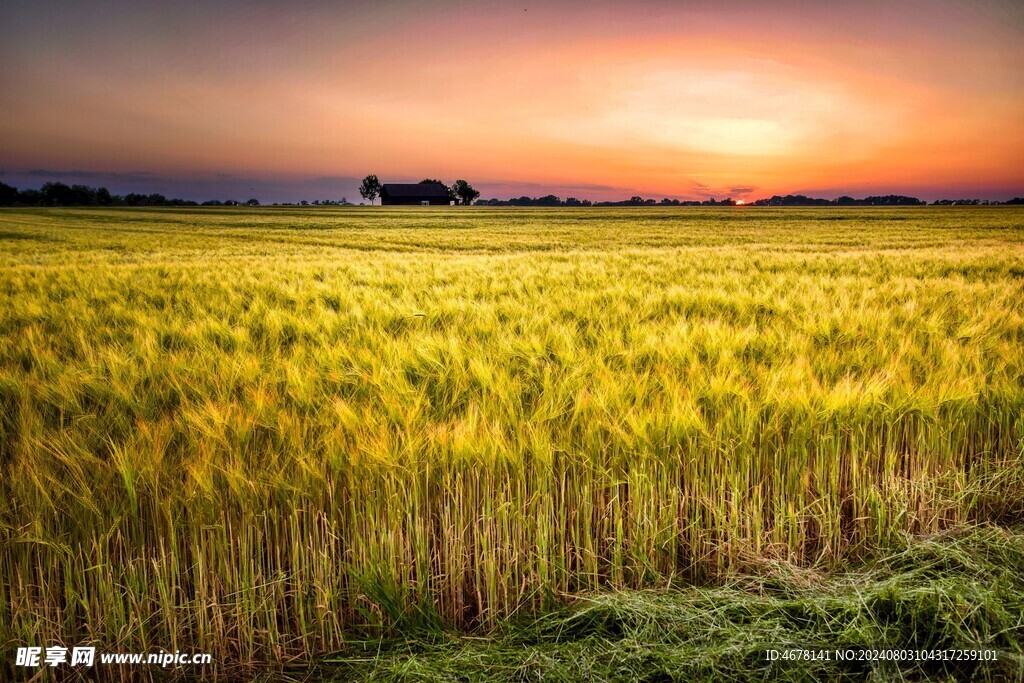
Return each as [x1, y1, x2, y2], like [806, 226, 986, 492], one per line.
[1, 0, 1022, 203]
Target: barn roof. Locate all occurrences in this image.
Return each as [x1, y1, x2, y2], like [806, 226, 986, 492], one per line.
[381, 182, 449, 198]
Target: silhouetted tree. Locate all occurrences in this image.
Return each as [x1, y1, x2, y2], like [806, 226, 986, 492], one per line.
[451, 179, 480, 206]
[359, 174, 381, 205]
[0, 182, 18, 206]
[18, 189, 43, 205]
[69, 184, 96, 205]
[40, 182, 74, 206]
[246, 198, 260, 206]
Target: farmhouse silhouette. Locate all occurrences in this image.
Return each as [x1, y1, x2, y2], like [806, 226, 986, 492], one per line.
[380, 182, 452, 206]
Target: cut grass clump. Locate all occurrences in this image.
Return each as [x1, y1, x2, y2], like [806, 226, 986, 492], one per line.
[326, 525, 1024, 682]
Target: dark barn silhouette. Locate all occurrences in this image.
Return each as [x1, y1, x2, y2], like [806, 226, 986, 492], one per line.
[380, 182, 452, 205]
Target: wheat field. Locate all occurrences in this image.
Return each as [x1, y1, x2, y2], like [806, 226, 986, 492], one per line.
[1, 206, 1022, 673]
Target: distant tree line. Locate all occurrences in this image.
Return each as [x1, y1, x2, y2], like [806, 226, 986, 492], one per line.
[931, 198, 1022, 205]
[0, 181, 262, 207]
[477, 195, 591, 206]
[749, 194, 926, 206]
[476, 195, 740, 206]
[3, 179, 1021, 209]
[200, 199, 262, 206]
[751, 194, 1022, 206]
[596, 196, 738, 206]
[270, 198, 353, 206]
[477, 193, 1024, 207]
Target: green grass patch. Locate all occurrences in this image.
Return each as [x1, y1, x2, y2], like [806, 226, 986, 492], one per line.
[324, 525, 1024, 682]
